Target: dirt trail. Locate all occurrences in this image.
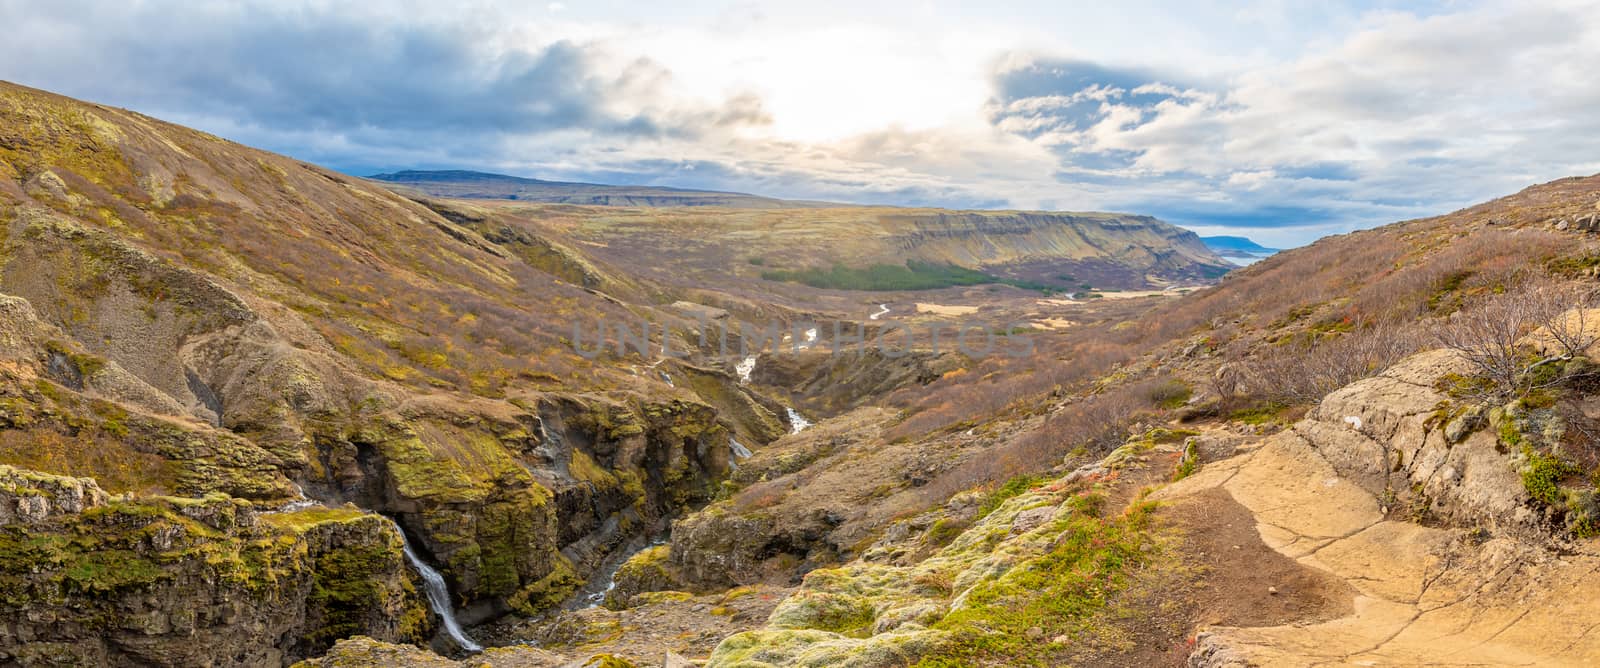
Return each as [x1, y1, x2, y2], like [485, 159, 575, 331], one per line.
[1157, 428, 1600, 667]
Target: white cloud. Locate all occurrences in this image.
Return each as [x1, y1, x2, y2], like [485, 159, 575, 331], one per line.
[0, 0, 1597, 243]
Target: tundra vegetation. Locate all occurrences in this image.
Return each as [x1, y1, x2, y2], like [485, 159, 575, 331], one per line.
[7, 80, 1600, 667]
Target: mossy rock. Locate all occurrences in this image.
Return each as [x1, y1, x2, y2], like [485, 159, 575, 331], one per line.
[0, 482, 426, 663]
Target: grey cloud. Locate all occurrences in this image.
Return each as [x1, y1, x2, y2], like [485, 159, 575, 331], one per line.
[4, 0, 1599, 247]
[1, 1, 767, 149]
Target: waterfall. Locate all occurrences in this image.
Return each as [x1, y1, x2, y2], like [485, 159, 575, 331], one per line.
[786, 407, 813, 434]
[265, 483, 318, 514]
[870, 304, 890, 320]
[735, 355, 756, 384]
[730, 438, 754, 459]
[388, 519, 482, 653]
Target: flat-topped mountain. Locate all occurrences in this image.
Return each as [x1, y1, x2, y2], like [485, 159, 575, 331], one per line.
[368, 169, 814, 208]
[1200, 235, 1280, 256]
[369, 171, 1235, 290]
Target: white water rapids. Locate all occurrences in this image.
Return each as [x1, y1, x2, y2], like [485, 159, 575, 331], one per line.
[869, 304, 891, 320]
[786, 407, 813, 434]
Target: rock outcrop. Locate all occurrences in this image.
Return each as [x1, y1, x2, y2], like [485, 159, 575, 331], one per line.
[0, 469, 428, 665]
[1163, 413, 1600, 666]
[1290, 348, 1544, 537]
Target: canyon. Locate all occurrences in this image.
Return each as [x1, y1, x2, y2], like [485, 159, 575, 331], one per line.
[6, 78, 1600, 668]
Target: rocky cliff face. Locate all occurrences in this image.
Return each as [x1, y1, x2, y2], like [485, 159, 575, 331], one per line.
[876, 211, 1229, 284]
[0, 467, 428, 666]
[470, 201, 1233, 292]
[1290, 349, 1542, 537]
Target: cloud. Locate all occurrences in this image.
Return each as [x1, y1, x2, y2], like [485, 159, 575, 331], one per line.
[984, 1, 1600, 238]
[0, 1, 770, 163]
[2, 0, 1599, 244]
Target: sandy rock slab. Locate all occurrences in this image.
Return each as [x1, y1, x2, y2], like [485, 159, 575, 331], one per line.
[1162, 432, 1600, 667]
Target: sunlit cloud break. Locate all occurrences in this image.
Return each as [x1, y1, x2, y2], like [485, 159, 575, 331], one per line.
[4, 0, 1599, 246]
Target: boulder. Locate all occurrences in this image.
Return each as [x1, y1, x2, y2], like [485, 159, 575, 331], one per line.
[1010, 505, 1059, 535]
[0, 465, 107, 525]
[1299, 349, 1541, 538]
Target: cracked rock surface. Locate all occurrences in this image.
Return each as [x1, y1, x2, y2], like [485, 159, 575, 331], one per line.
[1161, 416, 1600, 666]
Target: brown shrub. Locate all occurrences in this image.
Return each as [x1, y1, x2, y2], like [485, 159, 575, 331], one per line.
[907, 379, 1153, 507]
[1242, 318, 1427, 405]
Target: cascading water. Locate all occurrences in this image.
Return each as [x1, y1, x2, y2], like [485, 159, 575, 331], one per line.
[265, 483, 318, 513]
[870, 304, 891, 320]
[735, 355, 756, 384]
[573, 536, 670, 610]
[388, 519, 482, 653]
[728, 437, 755, 471]
[786, 407, 813, 434]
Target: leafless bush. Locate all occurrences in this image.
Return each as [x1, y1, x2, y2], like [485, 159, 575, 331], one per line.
[1245, 318, 1428, 404]
[1433, 284, 1597, 401]
[908, 379, 1152, 506]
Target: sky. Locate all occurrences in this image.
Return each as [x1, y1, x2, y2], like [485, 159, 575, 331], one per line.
[3, 0, 1599, 247]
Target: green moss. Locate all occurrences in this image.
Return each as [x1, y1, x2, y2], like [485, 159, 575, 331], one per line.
[1546, 252, 1600, 278]
[912, 501, 1157, 667]
[43, 340, 107, 378]
[1172, 440, 1200, 481]
[612, 544, 670, 584]
[710, 628, 950, 668]
[924, 518, 968, 547]
[768, 590, 878, 636]
[569, 449, 621, 490]
[1521, 446, 1576, 507]
[259, 507, 368, 531]
[62, 549, 164, 593]
[1427, 270, 1474, 313]
[1145, 379, 1192, 409]
[1268, 302, 1322, 329]
[1520, 389, 1559, 410]
[1228, 403, 1285, 425]
[1142, 427, 1198, 444]
[977, 475, 1041, 520]
[508, 557, 582, 615]
[631, 590, 694, 605]
[302, 532, 404, 648]
[1499, 416, 1524, 448]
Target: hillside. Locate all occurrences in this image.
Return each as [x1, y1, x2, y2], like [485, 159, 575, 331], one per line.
[8, 75, 1600, 668]
[0, 80, 1243, 664]
[368, 170, 814, 208]
[413, 199, 1233, 292]
[0, 80, 812, 662]
[503, 172, 1600, 666]
[1200, 235, 1281, 264]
